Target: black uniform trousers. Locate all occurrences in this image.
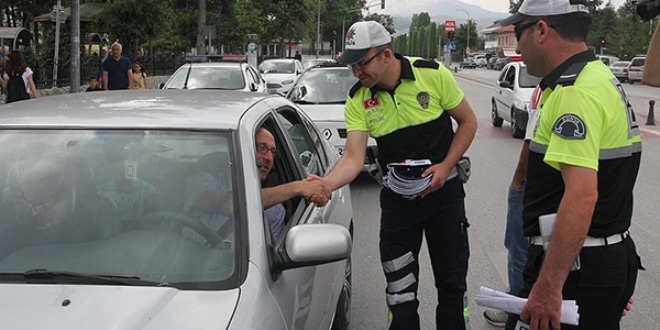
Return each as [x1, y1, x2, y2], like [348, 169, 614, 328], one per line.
[505, 236, 641, 330]
[380, 178, 470, 330]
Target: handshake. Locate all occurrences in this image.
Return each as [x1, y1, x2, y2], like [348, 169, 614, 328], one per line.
[300, 175, 333, 207]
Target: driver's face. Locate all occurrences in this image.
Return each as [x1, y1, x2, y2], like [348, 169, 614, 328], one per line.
[255, 128, 275, 182]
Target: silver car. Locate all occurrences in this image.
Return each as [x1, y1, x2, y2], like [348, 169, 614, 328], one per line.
[161, 62, 266, 92]
[609, 61, 631, 82]
[0, 91, 353, 330]
[286, 64, 378, 170]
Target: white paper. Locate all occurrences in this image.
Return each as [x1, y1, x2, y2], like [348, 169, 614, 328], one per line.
[474, 287, 580, 326]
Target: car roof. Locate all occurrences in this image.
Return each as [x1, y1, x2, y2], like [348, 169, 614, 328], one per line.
[261, 59, 297, 63]
[182, 62, 246, 68]
[0, 90, 272, 130]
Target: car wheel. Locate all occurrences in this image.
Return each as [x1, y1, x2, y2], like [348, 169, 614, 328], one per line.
[629, 80, 634, 85]
[511, 109, 525, 139]
[492, 100, 503, 127]
[331, 227, 352, 330]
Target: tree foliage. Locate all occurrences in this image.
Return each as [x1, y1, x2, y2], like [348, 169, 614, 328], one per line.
[364, 13, 395, 34]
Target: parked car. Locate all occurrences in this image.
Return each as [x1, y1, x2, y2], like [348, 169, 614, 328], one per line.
[161, 62, 266, 92]
[259, 58, 304, 94]
[460, 57, 477, 69]
[627, 56, 646, 84]
[597, 54, 620, 67]
[487, 57, 498, 70]
[286, 63, 378, 170]
[493, 57, 510, 71]
[609, 61, 631, 82]
[492, 62, 542, 138]
[0, 90, 353, 330]
[473, 54, 487, 68]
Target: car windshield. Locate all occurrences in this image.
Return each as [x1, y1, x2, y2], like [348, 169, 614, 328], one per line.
[0, 130, 239, 290]
[287, 68, 358, 104]
[166, 65, 245, 90]
[303, 59, 332, 69]
[259, 61, 295, 74]
[519, 67, 542, 88]
[631, 58, 645, 66]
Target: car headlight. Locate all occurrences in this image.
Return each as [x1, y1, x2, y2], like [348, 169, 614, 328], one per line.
[281, 79, 294, 85]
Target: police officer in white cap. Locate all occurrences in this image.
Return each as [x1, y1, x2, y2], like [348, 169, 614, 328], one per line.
[309, 20, 477, 330]
[499, 1, 643, 330]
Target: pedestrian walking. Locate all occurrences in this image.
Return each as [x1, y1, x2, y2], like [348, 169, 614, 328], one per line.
[102, 42, 132, 90]
[310, 20, 477, 330]
[500, 0, 644, 329]
[0, 50, 38, 102]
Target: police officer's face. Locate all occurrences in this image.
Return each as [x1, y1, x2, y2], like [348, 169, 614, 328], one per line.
[515, 19, 546, 78]
[255, 128, 276, 182]
[350, 48, 387, 87]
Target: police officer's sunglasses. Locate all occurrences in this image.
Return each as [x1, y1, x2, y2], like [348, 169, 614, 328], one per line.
[350, 48, 386, 70]
[514, 20, 540, 41]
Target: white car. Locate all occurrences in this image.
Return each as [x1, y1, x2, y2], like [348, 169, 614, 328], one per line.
[259, 59, 304, 95]
[161, 62, 266, 92]
[286, 63, 378, 171]
[0, 90, 353, 330]
[609, 61, 631, 82]
[491, 62, 542, 138]
[473, 55, 487, 68]
[627, 56, 646, 84]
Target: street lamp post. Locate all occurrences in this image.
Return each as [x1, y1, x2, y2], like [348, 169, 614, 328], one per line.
[50, 0, 66, 88]
[456, 9, 470, 59]
[316, 0, 321, 58]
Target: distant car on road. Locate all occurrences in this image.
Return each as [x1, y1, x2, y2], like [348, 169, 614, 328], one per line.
[493, 57, 510, 71]
[627, 56, 646, 85]
[460, 57, 477, 69]
[161, 62, 266, 92]
[609, 61, 631, 82]
[492, 62, 542, 138]
[286, 63, 378, 171]
[487, 57, 498, 70]
[258, 58, 304, 95]
[473, 54, 487, 68]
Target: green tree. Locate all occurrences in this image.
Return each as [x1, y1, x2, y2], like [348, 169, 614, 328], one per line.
[509, 0, 523, 13]
[364, 13, 395, 34]
[454, 19, 477, 60]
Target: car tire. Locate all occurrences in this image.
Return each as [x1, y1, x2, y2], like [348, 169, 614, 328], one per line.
[492, 100, 504, 127]
[331, 226, 352, 330]
[629, 80, 634, 85]
[511, 109, 525, 139]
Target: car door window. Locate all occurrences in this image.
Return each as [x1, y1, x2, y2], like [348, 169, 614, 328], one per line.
[505, 66, 516, 86]
[244, 68, 256, 87]
[498, 67, 508, 82]
[275, 108, 325, 177]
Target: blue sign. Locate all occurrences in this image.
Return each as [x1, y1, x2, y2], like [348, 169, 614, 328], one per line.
[446, 42, 456, 50]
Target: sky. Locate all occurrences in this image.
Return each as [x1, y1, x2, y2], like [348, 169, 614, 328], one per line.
[461, 0, 509, 13]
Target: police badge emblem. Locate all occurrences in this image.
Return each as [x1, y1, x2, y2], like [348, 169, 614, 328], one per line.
[417, 92, 430, 109]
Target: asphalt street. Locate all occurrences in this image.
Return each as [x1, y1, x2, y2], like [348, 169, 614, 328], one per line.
[348, 67, 660, 330]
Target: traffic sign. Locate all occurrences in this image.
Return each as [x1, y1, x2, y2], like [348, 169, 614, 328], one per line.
[445, 20, 456, 33]
[247, 42, 257, 52]
[446, 42, 456, 50]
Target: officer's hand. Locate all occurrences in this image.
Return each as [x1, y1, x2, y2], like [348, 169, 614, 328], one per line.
[520, 282, 562, 330]
[623, 297, 633, 317]
[419, 162, 454, 198]
[306, 175, 332, 206]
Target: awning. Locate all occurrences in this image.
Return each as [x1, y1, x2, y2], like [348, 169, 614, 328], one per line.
[0, 27, 34, 50]
[34, 3, 106, 22]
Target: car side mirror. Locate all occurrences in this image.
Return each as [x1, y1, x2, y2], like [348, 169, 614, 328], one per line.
[499, 81, 513, 89]
[273, 224, 352, 274]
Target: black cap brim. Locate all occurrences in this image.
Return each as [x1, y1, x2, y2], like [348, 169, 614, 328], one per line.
[499, 12, 527, 26]
[338, 48, 370, 65]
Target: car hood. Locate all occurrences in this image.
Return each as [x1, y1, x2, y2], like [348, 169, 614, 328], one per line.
[296, 104, 346, 122]
[0, 284, 239, 330]
[262, 73, 297, 84]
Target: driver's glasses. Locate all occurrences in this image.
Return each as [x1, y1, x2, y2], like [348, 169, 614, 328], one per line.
[256, 143, 277, 156]
[514, 21, 539, 41]
[350, 49, 385, 70]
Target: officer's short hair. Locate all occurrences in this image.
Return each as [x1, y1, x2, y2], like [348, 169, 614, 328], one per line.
[540, 12, 592, 43]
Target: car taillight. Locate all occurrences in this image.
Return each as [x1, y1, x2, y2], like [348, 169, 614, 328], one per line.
[623, 68, 628, 73]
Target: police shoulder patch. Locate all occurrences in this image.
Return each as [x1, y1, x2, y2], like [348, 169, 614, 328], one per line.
[413, 59, 439, 69]
[552, 114, 587, 139]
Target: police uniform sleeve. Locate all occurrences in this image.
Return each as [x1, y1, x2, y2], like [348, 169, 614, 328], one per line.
[542, 87, 604, 171]
[344, 91, 369, 132]
[436, 65, 464, 111]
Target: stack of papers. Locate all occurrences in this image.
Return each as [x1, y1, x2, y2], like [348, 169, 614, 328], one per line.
[474, 287, 580, 326]
[384, 159, 433, 197]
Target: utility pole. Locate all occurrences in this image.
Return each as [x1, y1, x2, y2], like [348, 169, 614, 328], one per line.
[70, 0, 80, 92]
[317, 0, 321, 58]
[49, 0, 66, 88]
[196, 0, 207, 55]
[457, 9, 470, 58]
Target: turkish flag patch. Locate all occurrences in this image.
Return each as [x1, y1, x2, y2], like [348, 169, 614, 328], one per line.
[364, 98, 380, 109]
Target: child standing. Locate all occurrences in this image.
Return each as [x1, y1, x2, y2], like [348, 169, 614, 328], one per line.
[131, 61, 147, 89]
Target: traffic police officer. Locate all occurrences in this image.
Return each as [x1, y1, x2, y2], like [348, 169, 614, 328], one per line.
[500, 1, 643, 329]
[311, 21, 477, 330]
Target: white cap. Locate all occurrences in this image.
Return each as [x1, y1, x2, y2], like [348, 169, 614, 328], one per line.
[500, 0, 590, 26]
[338, 21, 392, 65]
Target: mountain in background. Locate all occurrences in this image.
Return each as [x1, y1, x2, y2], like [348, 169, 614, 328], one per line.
[387, 0, 509, 35]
